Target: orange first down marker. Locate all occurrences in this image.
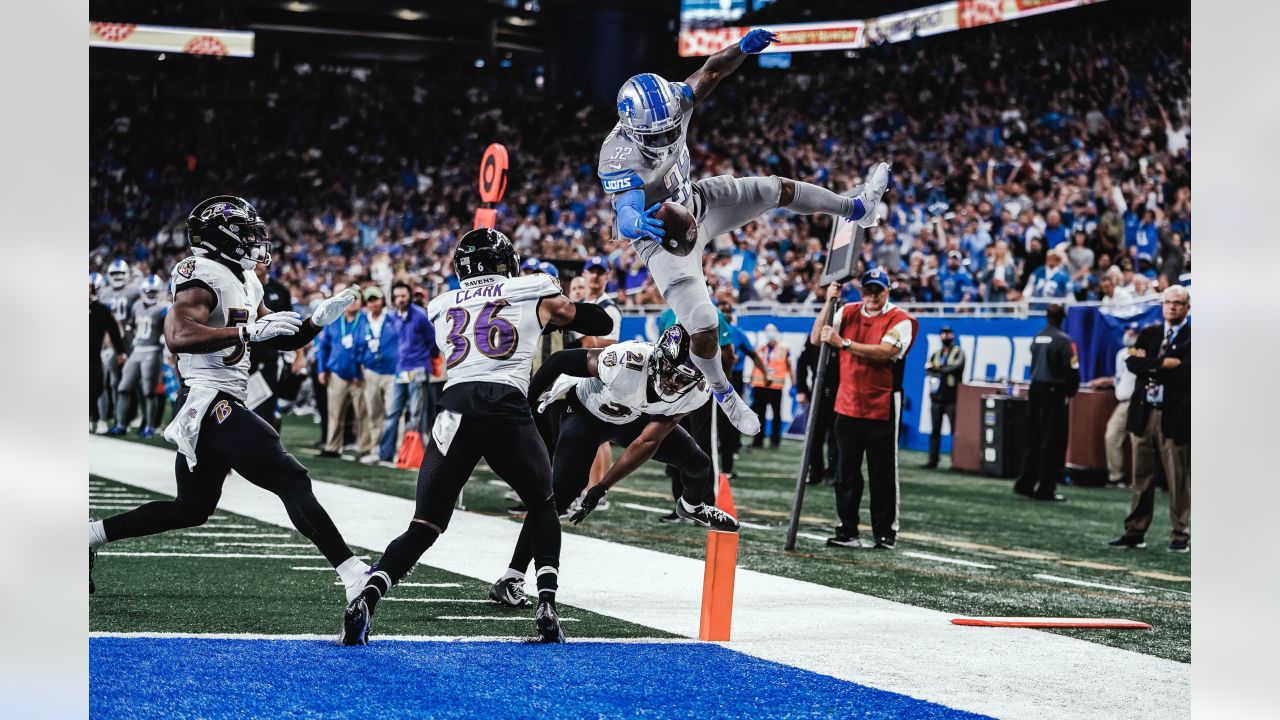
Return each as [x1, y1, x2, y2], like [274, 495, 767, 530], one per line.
[699, 529, 739, 641]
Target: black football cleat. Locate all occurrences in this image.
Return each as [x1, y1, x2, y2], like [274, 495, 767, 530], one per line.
[89, 547, 96, 595]
[675, 502, 741, 532]
[339, 593, 374, 646]
[489, 576, 532, 608]
[535, 600, 566, 644]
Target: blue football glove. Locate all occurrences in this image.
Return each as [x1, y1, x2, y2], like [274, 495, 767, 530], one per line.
[739, 29, 779, 54]
[618, 200, 665, 241]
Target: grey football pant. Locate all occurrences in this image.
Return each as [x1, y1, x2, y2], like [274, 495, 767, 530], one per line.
[116, 349, 163, 429]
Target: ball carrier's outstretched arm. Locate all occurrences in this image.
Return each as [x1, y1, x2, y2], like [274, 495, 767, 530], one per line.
[683, 29, 776, 104]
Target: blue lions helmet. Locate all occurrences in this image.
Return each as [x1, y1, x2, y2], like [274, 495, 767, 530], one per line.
[140, 274, 165, 304]
[617, 73, 686, 162]
[106, 258, 130, 289]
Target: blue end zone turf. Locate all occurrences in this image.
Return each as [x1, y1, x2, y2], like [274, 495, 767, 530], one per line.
[91, 638, 989, 719]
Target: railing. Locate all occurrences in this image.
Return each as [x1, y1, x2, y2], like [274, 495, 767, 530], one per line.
[619, 297, 1163, 319]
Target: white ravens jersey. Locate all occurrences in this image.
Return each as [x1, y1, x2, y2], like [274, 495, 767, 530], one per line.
[597, 82, 697, 212]
[170, 256, 264, 401]
[560, 340, 709, 425]
[427, 274, 561, 394]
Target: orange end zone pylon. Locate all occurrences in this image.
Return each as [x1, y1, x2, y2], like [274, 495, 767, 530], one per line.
[952, 617, 1152, 630]
[715, 473, 737, 518]
[699, 530, 738, 641]
[396, 430, 425, 469]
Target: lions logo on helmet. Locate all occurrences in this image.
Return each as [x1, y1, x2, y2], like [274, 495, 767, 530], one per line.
[617, 73, 688, 162]
[650, 324, 703, 400]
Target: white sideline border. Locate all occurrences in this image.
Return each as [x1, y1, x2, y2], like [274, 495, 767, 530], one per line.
[89, 436, 1188, 720]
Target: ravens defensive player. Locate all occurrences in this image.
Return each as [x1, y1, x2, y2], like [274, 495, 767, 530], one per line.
[89, 195, 371, 601]
[110, 274, 169, 438]
[490, 324, 739, 609]
[599, 28, 889, 438]
[341, 228, 614, 645]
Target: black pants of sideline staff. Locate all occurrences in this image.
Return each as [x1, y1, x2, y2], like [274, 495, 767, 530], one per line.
[750, 386, 783, 448]
[1014, 381, 1070, 499]
[833, 407, 899, 543]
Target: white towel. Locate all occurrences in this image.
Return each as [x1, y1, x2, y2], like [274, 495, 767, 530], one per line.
[163, 386, 220, 470]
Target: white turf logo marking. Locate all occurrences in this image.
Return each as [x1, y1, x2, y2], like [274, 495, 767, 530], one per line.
[1032, 574, 1146, 594]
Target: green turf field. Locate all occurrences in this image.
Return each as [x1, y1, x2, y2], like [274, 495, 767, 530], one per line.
[100, 414, 1190, 662]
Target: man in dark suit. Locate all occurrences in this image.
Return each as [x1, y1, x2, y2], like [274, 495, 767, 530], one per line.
[1110, 285, 1191, 552]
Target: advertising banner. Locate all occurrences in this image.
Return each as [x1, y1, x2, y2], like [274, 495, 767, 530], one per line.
[90, 23, 255, 58]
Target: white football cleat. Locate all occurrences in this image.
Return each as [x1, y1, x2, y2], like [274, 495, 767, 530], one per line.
[714, 388, 761, 436]
[853, 162, 890, 228]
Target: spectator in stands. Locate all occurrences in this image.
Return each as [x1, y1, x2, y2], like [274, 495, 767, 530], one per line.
[749, 324, 794, 450]
[315, 291, 368, 459]
[1097, 269, 1136, 312]
[983, 241, 1019, 301]
[937, 251, 977, 304]
[356, 285, 397, 465]
[1024, 249, 1073, 301]
[1110, 286, 1191, 552]
[814, 270, 918, 550]
[923, 326, 966, 469]
[377, 281, 435, 464]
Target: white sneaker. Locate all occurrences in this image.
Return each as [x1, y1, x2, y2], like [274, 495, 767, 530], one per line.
[359, 453, 379, 465]
[853, 162, 890, 228]
[714, 388, 761, 435]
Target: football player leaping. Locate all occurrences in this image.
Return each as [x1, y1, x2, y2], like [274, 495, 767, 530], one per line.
[88, 196, 372, 602]
[340, 228, 615, 645]
[599, 28, 889, 436]
[490, 324, 740, 608]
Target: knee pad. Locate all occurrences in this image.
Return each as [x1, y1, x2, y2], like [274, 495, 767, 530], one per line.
[686, 298, 719, 335]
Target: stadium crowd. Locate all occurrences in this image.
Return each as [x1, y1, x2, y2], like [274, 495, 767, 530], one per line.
[91, 6, 1189, 314]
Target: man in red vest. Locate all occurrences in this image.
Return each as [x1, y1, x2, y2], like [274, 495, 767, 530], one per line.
[813, 268, 919, 550]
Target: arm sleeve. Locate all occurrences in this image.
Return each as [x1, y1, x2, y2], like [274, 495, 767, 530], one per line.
[557, 301, 614, 336]
[528, 349, 593, 402]
[612, 189, 648, 240]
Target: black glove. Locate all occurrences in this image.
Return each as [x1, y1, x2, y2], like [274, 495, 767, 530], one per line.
[569, 485, 607, 526]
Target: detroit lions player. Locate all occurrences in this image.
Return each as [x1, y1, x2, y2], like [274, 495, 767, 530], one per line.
[599, 29, 890, 436]
[110, 274, 170, 438]
[97, 258, 138, 429]
[89, 195, 371, 603]
[490, 324, 739, 608]
[341, 228, 614, 645]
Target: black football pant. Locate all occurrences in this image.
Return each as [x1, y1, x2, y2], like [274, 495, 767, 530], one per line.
[928, 401, 956, 466]
[665, 396, 716, 507]
[833, 401, 900, 542]
[750, 386, 784, 447]
[806, 392, 839, 482]
[1014, 382, 1070, 498]
[102, 390, 356, 567]
[375, 413, 559, 593]
[511, 396, 709, 574]
[90, 352, 104, 422]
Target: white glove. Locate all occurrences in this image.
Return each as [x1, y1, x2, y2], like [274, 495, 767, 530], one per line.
[241, 311, 303, 343]
[311, 287, 361, 327]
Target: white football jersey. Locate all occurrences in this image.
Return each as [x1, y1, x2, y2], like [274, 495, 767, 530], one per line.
[427, 274, 561, 394]
[566, 340, 709, 425]
[170, 256, 264, 401]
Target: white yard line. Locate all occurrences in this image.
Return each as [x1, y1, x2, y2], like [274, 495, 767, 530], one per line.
[380, 598, 491, 604]
[902, 551, 999, 570]
[617, 502, 670, 514]
[190, 524, 258, 530]
[433, 616, 580, 622]
[214, 542, 313, 548]
[90, 436, 1188, 720]
[330, 580, 464, 588]
[1033, 574, 1146, 594]
[99, 551, 368, 560]
[90, 631, 677, 643]
[184, 532, 291, 538]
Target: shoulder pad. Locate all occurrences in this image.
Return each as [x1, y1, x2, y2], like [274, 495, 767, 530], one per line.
[502, 274, 561, 303]
[171, 256, 234, 297]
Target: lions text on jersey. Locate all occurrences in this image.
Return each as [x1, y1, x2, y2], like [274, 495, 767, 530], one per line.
[170, 256, 264, 401]
[427, 274, 562, 395]
[550, 340, 708, 425]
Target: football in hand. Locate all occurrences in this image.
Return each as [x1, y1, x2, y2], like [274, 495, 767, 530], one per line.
[656, 202, 697, 257]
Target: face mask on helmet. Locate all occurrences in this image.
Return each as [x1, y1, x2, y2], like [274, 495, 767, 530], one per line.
[107, 260, 130, 289]
[188, 196, 272, 272]
[650, 324, 702, 400]
[631, 125, 684, 161]
[617, 74, 685, 162]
